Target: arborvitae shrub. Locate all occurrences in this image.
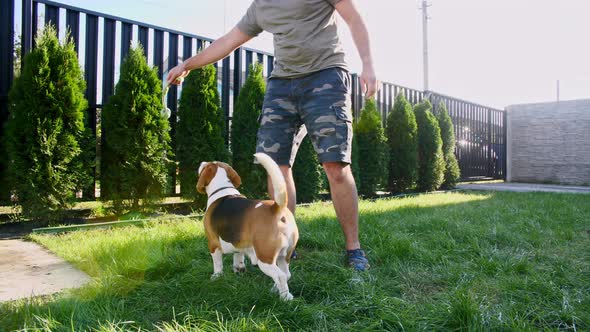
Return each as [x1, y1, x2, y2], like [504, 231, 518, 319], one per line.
[414, 100, 445, 192]
[386, 93, 418, 193]
[354, 98, 387, 197]
[293, 134, 323, 203]
[177, 64, 228, 206]
[5, 26, 92, 221]
[436, 102, 460, 188]
[100, 46, 172, 212]
[231, 63, 267, 197]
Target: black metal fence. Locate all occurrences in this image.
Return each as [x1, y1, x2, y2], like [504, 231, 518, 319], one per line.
[351, 78, 506, 181]
[1, 0, 506, 199]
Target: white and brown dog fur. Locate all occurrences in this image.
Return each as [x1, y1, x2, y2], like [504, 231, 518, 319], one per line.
[197, 153, 299, 300]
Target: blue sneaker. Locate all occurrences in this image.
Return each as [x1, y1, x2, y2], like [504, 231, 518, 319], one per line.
[346, 249, 370, 271]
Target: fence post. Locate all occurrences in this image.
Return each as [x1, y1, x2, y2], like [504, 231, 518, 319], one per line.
[502, 109, 507, 180]
[45, 4, 59, 28]
[350, 73, 360, 120]
[21, 0, 33, 58]
[83, 14, 98, 198]
[487, 108, 495, 177]
[120, 22, 132, 62]
[66, 10, 80, 53]
[138, 26, 149, 58]
[1, 0, 15, 165]
[221, 56, 231, 145]
[102, 18, 116, 105]
[233, 48, 242, 105]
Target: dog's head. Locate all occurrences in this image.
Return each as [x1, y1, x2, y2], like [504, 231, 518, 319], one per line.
[196, 161, 242, 194]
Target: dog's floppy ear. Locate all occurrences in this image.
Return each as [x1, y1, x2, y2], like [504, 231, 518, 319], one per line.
[197, 163, 217, 194]
[218, 163, 242, 188]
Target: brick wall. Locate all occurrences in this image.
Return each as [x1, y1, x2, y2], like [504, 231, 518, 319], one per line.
[506, 99, 590, 185]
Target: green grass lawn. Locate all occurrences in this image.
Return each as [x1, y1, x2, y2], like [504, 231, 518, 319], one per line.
[1, 191, 589, 331]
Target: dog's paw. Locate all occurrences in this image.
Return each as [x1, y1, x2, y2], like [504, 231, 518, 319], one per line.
[210, 272, 223, 280]
[280, 292, 294, 301]
[233, 266, 246, 273]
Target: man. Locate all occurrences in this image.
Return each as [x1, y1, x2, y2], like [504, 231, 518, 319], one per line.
[168, 0, 376, 271]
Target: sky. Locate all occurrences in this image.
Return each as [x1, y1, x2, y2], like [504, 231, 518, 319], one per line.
[18, 0, 590, 109]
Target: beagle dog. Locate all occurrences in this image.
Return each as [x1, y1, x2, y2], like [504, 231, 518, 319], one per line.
[197, 153, 299, 301]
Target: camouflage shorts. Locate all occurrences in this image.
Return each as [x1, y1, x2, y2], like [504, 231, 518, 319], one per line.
[256, 67, 353, 167]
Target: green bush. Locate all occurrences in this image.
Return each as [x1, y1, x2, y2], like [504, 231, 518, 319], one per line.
[386, 93, 418, 193]
[231, 63, 266, 197]
[414, 100, 445, 192]
[100, 46, 172, 212]
[354, 99, 387, 197]
[5, 26, 92, 221]
[293, 134, 323, 203]
[436, 102, 461, 188]
[177, 64, 228, 206]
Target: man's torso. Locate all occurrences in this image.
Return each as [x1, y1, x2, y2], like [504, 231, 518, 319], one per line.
[238, 0, 348, 78]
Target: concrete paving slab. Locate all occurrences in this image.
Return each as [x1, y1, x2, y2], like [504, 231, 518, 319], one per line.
[0, 239, 90, 302]
[457, 182, 590, 194]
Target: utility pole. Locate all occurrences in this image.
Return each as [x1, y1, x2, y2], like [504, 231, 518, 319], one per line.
[421, 0, 431, 92]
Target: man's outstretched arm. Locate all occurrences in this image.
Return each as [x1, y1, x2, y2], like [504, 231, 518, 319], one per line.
[167, 27, 253, 85]
[335, 0, 377, 97]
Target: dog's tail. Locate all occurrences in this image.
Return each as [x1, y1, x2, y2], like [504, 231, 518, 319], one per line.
[254, 153, 287, 209]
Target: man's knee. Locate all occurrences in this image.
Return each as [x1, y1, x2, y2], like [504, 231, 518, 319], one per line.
[323, 162, 353, 184]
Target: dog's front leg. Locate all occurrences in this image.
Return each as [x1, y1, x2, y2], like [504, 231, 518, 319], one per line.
[247, 248, 258, 266]
[233, 252, 246, 273]
[211, 248, 223, 279]
[258, 261, 293, 301]
[277, 256, 291, 281]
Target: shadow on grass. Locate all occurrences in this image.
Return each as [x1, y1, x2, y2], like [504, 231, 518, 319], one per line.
[1, 191, 589, 331]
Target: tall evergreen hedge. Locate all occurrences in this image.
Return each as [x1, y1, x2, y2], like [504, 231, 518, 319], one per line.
[354, 98, 387, 197]
[293, 134, 323, 203]
[414, 100, 445, 192]
[177, 64, 228, 206]
[100, 46, 172, 211]
[386, 93, 418, 193]
[231, 63, 266, 197]
[5, 26, 92, 221]
[436, 102, 461, 188]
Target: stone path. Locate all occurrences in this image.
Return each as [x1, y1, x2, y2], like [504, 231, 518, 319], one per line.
[457, 182, 590, 194]
[0, 239, 90, 302]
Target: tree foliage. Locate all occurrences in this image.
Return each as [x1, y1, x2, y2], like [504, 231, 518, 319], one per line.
[5, 26, 92, 221]
[386, 94, 418, 193]
[354, 98, 387, 197]
[293, 134, 323, 203]
[436, 102, 460, 188]
[231, 63, 267, 197]
[414, 100, 445, 192]
[100, 45, 172, 212]
[177, 64, 228, 206]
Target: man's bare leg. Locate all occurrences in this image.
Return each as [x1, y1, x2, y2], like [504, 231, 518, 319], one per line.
[322, 162, 360, 250]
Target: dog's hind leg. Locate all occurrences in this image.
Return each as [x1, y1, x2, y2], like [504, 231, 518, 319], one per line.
[211, 248, 223, 280]
[258, 261, 293, 301]
[233, 252, 246, 273]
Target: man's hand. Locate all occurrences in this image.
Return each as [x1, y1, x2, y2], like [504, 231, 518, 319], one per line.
[360, 66, 377, 98]
[335, 0, 378, 97]
[167, 64, 190, 86]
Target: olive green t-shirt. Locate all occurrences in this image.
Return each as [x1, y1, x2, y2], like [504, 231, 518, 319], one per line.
[236, 0, 348, 78]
